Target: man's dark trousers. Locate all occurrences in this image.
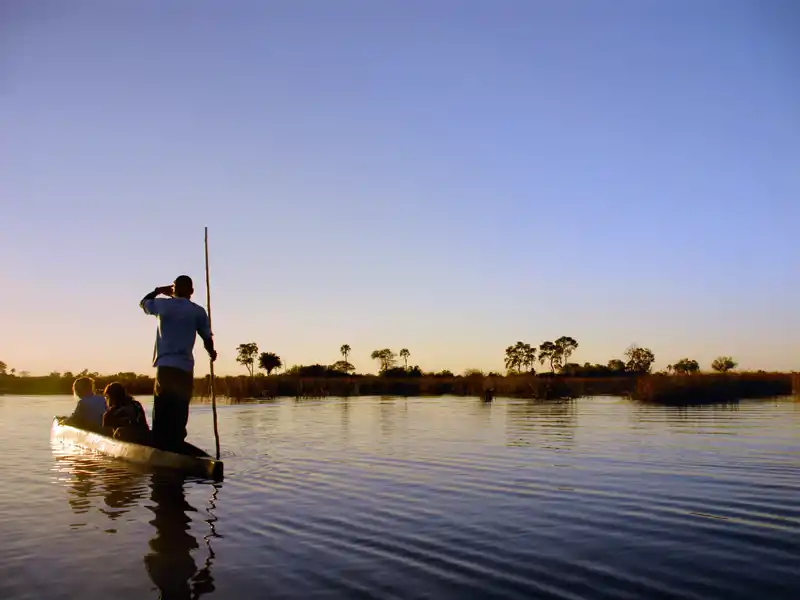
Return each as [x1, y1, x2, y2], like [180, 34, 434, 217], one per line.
[153, 366, 194, 451]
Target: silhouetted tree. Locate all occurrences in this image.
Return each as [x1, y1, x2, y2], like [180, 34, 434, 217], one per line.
[519, 342, 536, 372]
[711, 356, 737, 373]
[539, 341, 559, 373]
[286, 364, 328, 377]
[433, 370, 454, 377]
[370, 349, 396, 373]
[624, 345, 655, 374]
[340, 344, 351, 364]
[505, 341, 535, 372]
[236, 342, 259, 378]
[607, 359, 626, 374]
[0, 361, 6, 375]
[504, 343, 522, 373]
[258, 352, 282, 375]
[562, 362, 619, 377]
[554, 336, 579, 367]
[379, 365, 423, 378]
[330, 360, 355, 374]
[671, 358, 700, 375]
[399, 348, 410, 370]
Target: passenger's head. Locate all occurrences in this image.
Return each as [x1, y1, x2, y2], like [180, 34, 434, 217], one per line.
[173, 275, 194, 299]
[73, 377, 95, 399]
[103, 382, 128, 407]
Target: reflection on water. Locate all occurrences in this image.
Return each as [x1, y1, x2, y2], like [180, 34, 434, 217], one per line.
[339, 397, 350, 439]
[505, 399, 577, 450]
[2, 396, 798, 599]
[52, 450, 220, 599]
[378, 395, 395, 439]
[627, 401, 742, 430]
[144, 474, 219, 600]
[54, 453, 150, 527]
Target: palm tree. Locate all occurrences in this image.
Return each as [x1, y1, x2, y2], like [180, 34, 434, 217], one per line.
[258, 352, 283, 375]
[340, 344, 351, 364]
[399, 348, 410, 370]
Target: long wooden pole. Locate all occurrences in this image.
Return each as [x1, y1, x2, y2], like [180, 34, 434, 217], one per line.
[205, 226, 221, 460]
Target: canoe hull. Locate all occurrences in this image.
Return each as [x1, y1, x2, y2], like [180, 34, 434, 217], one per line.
[51, 417, 224, 480]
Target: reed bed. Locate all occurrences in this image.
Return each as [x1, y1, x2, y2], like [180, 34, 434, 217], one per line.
[197, 374, 636, 401]
[4, 371, 795, 406]
[633, 373, 793, 405]
[200, 372, 796, 405]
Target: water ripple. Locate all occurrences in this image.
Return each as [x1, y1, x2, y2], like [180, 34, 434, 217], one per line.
[0, 395, 799, 599]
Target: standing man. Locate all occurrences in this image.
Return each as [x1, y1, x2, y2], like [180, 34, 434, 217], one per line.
[140, 275, 216, 451]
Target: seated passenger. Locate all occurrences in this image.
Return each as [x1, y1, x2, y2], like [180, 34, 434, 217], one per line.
[68, 376, 107, 431]
[102, 382, 151, 444]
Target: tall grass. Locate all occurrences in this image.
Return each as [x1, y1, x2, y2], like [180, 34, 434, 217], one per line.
[4, 371, 796, 405]
[201, 372, 795, 405]
[633, 373, 793, 405]
[196, 373, 637, 401]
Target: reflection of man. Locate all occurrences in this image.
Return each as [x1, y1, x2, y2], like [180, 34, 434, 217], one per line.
[144, 474, 202, 599]
[140, 276, 217, 451]
[68, 377, 106, 431]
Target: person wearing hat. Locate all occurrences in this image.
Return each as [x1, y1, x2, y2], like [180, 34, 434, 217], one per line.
[140, 275, 217, 451]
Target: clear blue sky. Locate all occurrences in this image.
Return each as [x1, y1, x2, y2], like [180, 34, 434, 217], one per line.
[2, 0, 798, 376]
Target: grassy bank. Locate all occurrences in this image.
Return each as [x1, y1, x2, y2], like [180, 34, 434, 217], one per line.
[2, 372, 796, 405]
[200, 372, 795, 405]
[200, 373, 637, 400]
[633, 373, 794, 405]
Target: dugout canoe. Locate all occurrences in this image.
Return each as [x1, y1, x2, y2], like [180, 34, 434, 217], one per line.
[51, 417, 224, 481]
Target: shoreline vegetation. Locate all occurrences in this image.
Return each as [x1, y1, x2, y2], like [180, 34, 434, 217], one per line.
[1, 340, 798, 405]
[1, 370, 797, 406]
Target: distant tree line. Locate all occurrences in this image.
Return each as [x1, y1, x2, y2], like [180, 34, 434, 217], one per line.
[231, 343, 454, 379]
[0, 341, 744, 396]
[499, 339, 738, 378]
[1, 349, 791, 407]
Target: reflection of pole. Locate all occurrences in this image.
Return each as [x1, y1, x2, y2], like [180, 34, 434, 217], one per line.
[191, 483, 221, 597]
[204, 483, 220, 541]
[205, 226, 221, 460]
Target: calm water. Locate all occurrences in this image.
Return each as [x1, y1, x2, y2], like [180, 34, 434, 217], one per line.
[0, 394, 798, 600]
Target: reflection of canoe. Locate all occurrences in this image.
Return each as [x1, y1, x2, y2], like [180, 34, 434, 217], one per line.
[51, 417, 224, 481]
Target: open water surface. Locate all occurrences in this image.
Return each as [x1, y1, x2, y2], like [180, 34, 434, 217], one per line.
[0, 394, 798, 599]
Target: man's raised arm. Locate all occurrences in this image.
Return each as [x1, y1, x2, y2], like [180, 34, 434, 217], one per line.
[140, 286, 174, 314]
